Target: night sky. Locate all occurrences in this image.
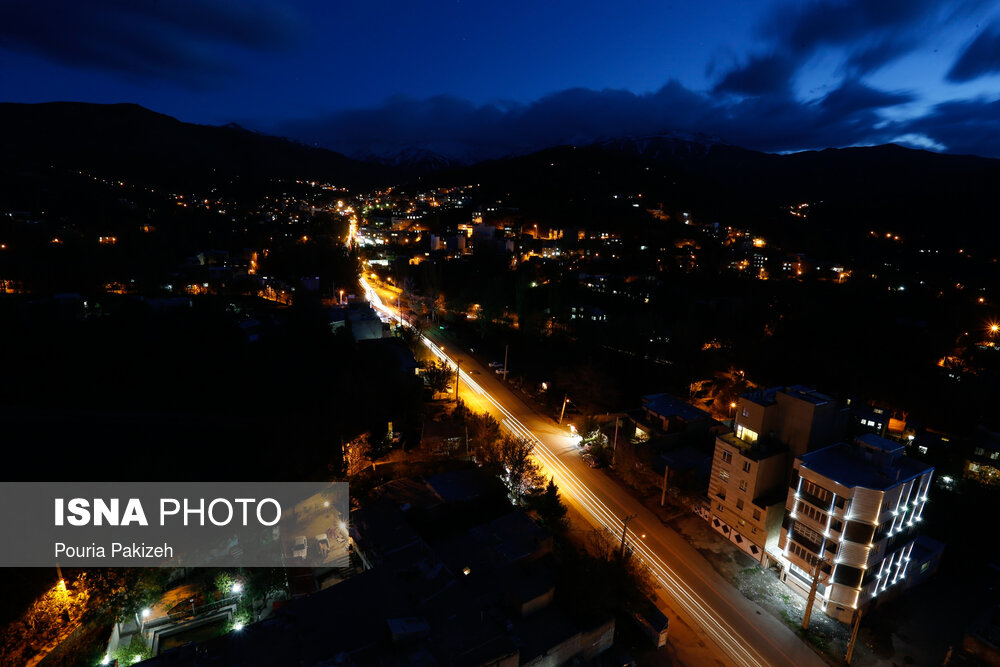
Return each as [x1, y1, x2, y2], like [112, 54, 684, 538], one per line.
[3, 0, 1000, 158]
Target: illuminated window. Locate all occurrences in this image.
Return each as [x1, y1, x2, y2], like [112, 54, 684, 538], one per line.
[719, 470, 730, 483]
[736, 425, 759, 444]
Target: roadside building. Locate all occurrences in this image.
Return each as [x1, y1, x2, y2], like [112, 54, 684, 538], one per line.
[706, 386, 847, 565]
[776, 433, 938, 623]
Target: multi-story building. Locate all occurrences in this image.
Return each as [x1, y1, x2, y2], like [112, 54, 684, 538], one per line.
[708, 431, 787, 564]
[706, 386, 847, 563]
[737, 385, 847, 461]
[777, 433, 938, 623]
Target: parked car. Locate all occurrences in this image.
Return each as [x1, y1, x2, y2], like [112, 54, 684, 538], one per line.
[488, 361, 504, 369]
[292, 536, 308, 559]
[581, 453, 601, 468]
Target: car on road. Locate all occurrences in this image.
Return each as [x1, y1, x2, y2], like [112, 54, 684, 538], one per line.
[291, 536, 308, 559]
[488, 361, 504, 369]
[581, 453, 601, 468]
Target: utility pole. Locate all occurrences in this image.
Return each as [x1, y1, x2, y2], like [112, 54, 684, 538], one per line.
[802, 556, 825, 631]
[558, 395, 569, 424]
[661, 465, 669, 506]
[612, 417, 619, 467]
[845, 606, 864, 664]
[620, 514, 637, 560]
[503, 344, 508, 382]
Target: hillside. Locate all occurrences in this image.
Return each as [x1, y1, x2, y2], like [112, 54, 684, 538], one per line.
[0, 102, 391, 187]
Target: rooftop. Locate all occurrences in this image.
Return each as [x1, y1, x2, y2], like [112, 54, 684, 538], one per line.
[717, 431, 785, 461]
[642, 393, 711, 423]
[741, 385, 835, 408]
[799, 438, 932, 491]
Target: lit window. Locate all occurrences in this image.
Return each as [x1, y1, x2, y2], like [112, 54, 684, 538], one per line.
[736, 425, 759, 444]
[719, 470, 730, 482]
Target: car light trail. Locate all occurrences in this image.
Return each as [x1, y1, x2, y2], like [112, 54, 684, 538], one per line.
[361, 277, 776, 667]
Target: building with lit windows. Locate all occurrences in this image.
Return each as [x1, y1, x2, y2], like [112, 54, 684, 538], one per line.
[777, 433, 939, 623]
[706, 386, 848, 563]
[708, 431, 787, 565]
[736, 385, 847, 461]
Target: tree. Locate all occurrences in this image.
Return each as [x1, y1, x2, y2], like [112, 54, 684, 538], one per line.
[529, 478, 568, 535]
[422, 359, 452, 395]
[343, 434, 371, 477]
[476, 434, 544, 502]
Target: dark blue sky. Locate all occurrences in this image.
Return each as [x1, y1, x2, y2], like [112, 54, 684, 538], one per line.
[3, 0, 1000, 158]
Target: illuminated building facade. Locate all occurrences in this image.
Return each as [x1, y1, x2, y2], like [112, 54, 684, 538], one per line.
[777, 433, 937, 623]
[707, 386, 846, 565]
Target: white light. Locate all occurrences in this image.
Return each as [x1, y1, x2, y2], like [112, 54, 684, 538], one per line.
[101, 656, 111, 666]
[234, 622, 244, 631]
[232, 582, 243, 593]
[141, 608, 151, 618]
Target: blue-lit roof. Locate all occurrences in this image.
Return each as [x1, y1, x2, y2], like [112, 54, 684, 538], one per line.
[641, 393, 710, 422]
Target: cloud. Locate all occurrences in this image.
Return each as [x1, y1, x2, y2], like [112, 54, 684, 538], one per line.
[713, 54, 797, 96]
[897, 97, 1000, 156]
[712, 0, 989, 93]
[947, 21, 1000, 82]
[0, 0, 300, 87]
[277, 78, 917, 160]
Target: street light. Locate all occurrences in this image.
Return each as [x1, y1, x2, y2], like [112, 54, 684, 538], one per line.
[729, 402, 737, 418]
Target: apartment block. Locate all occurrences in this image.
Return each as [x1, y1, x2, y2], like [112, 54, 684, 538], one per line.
[708, 431, 787, 564]
[777, 434, 938, 623]
[737, 385, 847, 460]
[706, 385, 846, 565]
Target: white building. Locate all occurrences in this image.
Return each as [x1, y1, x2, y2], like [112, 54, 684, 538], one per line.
[776, 433, 938, 623]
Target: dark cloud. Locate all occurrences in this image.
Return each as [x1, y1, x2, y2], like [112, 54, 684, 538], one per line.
[278, 78, 916, 160]
[713, 0, 988, 93]
[712, 54, 797, 96]
[0, 0, 300, 87]
[947, 21, 1000, 81]
[817, 80, 913, 116]
[898, 97, 1000, 156]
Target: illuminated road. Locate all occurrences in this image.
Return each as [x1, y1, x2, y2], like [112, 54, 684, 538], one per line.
[360, 277, 824, 667]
